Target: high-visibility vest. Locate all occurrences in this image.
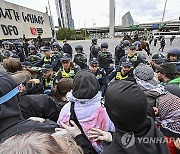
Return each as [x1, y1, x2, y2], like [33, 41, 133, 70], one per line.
[44, 72, 58, 88]
[61, 68, 75, 78]
[44, 57, 52, 64]
[127, 55, 138, 62]
[115, 72, 128, 80]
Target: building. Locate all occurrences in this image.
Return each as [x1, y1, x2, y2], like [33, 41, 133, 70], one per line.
[55, 0, 74, 29]
[122, 11, 134, 26]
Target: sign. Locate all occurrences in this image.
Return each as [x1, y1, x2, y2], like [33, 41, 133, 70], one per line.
[158, 23, 167, 29]
[152, 24, 159, 29]
[0, 0, 52, 39]
[129, 25, 139, 30]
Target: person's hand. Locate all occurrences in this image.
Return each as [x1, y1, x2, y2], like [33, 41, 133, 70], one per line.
[153, 107, 159, 116]
[28, 117, 45, 123]
[174, 138, 180, 150]
[28, 79, 40, 85]
[88, 128, 112, 142]
[60, 120, 81, 138]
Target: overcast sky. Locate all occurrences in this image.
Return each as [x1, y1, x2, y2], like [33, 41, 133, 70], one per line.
[5, 0, 180, 28]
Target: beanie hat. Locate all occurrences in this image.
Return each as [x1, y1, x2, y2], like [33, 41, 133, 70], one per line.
[105, 80, 149, 134]
[134, 63, 154, 81]
[72, 70, 100, 99]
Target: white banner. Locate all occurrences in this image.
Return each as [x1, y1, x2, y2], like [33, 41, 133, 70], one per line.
[0, 0, 52, 39]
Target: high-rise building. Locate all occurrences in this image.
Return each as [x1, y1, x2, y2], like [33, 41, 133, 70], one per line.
[122, 11, 134, 26]
[55, 0, 74, 29]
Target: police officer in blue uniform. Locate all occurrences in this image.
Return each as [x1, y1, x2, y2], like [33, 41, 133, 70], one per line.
[167, 48, 180, 72]
[119, 45, 144, 68]
[59, 53, 81, 79]
[26, 44, 41, 65]
[98, 42, 114, 75]
[109, 60, 135, 82]
[73, 45, 87, 69]
[41, 64, 61, 95]
[34, 46, 55, 67]
[114, 40, 130, 66]
[89, 58, 109, 96]
[90, 38, 101, 59]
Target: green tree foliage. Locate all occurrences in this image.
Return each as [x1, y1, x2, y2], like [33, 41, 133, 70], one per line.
[56, 28, 86, 40]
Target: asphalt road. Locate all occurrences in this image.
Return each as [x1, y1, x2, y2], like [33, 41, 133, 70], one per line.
[60, 37, 180, 61]
[0, 37, 179, 71]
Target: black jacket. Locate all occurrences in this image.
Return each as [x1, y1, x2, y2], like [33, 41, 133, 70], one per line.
[63, 43, 73, 57]
[103, 117, 170, 154]
[18, 94, 59, 122]
[0, 72, 57, 143]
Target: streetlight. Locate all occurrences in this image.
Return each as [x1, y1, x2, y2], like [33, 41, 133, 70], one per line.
[162, 0, 168, 23]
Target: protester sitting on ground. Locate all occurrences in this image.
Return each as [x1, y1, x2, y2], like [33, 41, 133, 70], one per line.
[3, 58, 22, 73]
[57, 70, 115, 153]
[61, 80, 170, 154]
[0, 71, 58, 143]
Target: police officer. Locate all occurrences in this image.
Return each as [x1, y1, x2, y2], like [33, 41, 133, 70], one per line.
[109, 60, 134, 82]
[167, 48, 180, 71]
[73, 45, 87, 69]
[59, 53, 81, 79]
[114, 40, 130, 66]
[51, 42, 64, 72]
[13, 41, 25, 62]
[119, 45, 144, 68]
[26, 45, 41, 65]
[34, 46, 54, 67]
[62, 39, 73, 58]
[89, 58, 109, 96]
[159, 36, 165, 52]
[0, 41, 13, 62]
[90, 38, 101, 59]
[51, 42, 63, 52]
[98, 42, 114, 75]
[150, 53, 166, 71]
[133, 41, 142, 51]
[154, 37, 158, 46]
[41, 64, 61, 95]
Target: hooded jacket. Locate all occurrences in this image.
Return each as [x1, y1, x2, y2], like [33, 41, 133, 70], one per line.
[104, 80, 169, 154]
[0, 72, 57, 143]
[57, 70, 115, 153]
[18, 94, 59, 122]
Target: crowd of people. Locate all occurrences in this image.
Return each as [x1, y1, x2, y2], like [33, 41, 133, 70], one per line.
[0, 36, 180, 154]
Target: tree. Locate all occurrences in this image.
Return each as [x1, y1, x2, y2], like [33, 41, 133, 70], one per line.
[56, 28, 76, 40]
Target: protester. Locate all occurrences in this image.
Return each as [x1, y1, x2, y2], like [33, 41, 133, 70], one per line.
[0, 71, 58, 142]
[157, 62, 180, 98]
[3, 58, 22, 73]
[57, 70, 114, 153]
[61, 80, 170, 154]
[51, 78, 73, 114]
[0, 132, 65, 154]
